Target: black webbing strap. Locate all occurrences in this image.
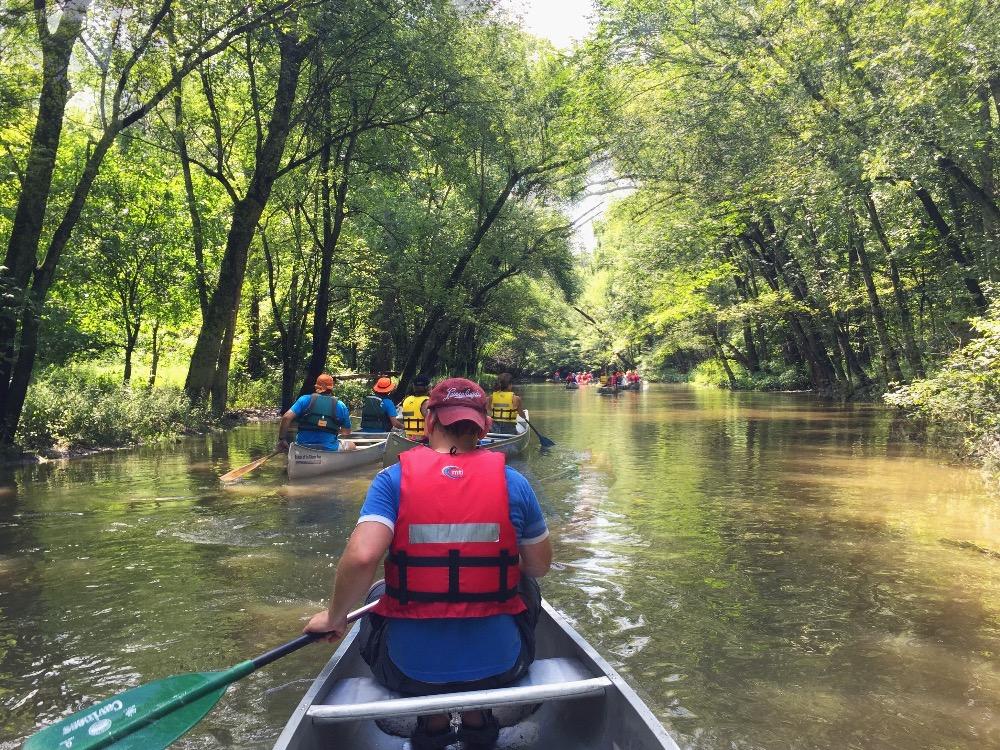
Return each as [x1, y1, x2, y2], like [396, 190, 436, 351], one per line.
[385, 548, 521, 604]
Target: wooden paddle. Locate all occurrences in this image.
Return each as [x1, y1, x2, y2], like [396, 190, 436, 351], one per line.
[219, 449, 281, 482]
[22, 600, 379, 750]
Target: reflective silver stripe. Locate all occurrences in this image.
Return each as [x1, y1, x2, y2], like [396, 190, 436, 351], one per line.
[409, 523, 500, 544]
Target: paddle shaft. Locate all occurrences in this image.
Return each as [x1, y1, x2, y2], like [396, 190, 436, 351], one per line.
[252, 599, 379, 668]
[24, 600, 379, 750]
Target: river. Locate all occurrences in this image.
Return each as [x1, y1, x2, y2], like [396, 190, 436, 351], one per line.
[3, 384, 1000, 749]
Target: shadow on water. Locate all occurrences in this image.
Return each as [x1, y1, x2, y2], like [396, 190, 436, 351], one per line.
[4, 386, 1000, 749]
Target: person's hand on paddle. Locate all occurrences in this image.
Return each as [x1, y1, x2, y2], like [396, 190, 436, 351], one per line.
[304, 609, 349, 643]
[277, 436, 289, 451]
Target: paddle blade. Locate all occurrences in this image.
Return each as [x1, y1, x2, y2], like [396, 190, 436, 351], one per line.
[525, 421, 555, 447]
[23, 671, 233, 750]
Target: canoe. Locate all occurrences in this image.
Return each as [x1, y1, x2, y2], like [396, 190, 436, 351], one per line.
[381, 412, 530, 468]
[596, 386, 618, 395]
[565, 382, 580, 390]
[287, 439, 386, 479]
[271, 599, 680, 750]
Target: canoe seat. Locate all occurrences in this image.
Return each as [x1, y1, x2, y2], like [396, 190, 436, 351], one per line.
[306, 657, 612, 724]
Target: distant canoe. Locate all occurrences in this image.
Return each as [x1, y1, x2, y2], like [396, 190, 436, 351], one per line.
[271, 599, 680, 750]
[596, 386, 619, 395]
[382, 413, 530, 468]
[287, 439, 386, 479]
[565, 382, 580, 390]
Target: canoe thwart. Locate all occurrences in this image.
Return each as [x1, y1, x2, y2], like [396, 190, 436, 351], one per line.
[306, 657, 610, 723]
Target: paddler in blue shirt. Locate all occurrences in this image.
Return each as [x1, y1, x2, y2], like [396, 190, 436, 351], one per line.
[304, 377, 552, 750]
[277, 374, 355, 452]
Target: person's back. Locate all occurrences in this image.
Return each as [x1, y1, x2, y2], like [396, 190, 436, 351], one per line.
[304, 377, 551, 750]
[399, 374, 431, 439]
[277, 374, 355, 452]
[488, 372, 523, 436]
[360, 377, 403, 432]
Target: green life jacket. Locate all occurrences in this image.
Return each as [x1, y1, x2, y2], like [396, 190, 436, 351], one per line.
[297, 394, 343, 434]
[360, 394, 392, 431]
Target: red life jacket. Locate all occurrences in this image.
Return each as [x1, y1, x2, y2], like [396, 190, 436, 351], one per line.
[373, 446, 525, 619]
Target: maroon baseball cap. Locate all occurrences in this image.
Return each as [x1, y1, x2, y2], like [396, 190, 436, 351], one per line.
[426, 378, 488, 428]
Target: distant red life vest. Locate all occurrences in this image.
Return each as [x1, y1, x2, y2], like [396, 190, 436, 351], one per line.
[373, 446, 525, 619]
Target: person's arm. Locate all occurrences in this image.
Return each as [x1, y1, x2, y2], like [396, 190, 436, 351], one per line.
[304, 521, 393, 642]
[519, 536, 552, 578]
[337, 401, 352, 436]
[277, 409, 296, 450]
[513, 394, 525, 419]
[384, 398, 404, 429]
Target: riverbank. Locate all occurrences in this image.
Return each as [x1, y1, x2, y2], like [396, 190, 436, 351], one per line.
[5, 406, 282, 465]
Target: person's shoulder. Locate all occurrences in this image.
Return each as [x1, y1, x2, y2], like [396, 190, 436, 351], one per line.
[504, 466, 534, 493]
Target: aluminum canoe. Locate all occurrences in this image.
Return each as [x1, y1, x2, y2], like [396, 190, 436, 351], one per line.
[381, 412, 530, 468]
[286, 439, 386, 479]
[271, 599, 680, 750]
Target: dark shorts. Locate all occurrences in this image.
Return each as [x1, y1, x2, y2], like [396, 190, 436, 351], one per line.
[358, 577, 542, 696]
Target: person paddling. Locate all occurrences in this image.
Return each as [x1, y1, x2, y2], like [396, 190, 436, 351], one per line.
[399, 373, 431, 440]
[304, 377, 552, 750]
[487, 372, 525, 436]
[277, 374, 355, 452]
[360, 376, 404, 433]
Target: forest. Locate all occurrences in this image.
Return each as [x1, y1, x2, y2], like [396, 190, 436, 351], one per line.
[2, 0, 1000, 460]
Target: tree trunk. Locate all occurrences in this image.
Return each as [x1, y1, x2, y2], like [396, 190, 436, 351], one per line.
[850, 218, 904, 383]
[174, 81, 209, 316]
[149, 321, 161, 387]
[303, 124, 358, 394]
[185, 29, 309, 411]
[912, 185, 989, 310]
[0, 2, 89, 444]
[744, 222, 838, 390]
[864, 195, 922, 378]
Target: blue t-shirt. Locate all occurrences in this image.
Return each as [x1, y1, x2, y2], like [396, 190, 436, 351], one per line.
[360, 396, 398, 432]
[358, 460, 549, 682]
[290, 394, 351, 450]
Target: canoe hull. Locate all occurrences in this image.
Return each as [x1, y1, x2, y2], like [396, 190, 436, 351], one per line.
[381, 413, 530, 468]
[287, 440, 386, 479]
[271, 600, 679, 750]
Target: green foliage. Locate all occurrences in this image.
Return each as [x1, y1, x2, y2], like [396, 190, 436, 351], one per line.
[18, 368, 211, 452]
[227, 368, 281, 410]
[885, 306, 1000, 463]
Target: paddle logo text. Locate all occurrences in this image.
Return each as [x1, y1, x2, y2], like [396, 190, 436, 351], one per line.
[62, 699, 123, 736]
[441, 465, 464, 479]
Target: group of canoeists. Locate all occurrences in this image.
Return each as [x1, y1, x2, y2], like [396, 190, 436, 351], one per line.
[277, 372, 528, 454]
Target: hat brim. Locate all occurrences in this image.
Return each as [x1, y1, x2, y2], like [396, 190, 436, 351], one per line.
[434, 405, 487, 429]
[373, 385, 394, 393]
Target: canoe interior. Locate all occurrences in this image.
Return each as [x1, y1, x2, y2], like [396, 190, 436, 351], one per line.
[272, 601, 679, 750]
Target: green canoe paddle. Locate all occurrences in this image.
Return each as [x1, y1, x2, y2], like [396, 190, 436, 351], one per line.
[24, 600, 378, 750]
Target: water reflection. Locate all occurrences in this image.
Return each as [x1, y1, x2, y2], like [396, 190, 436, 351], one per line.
[3, 385, 1000, 749]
